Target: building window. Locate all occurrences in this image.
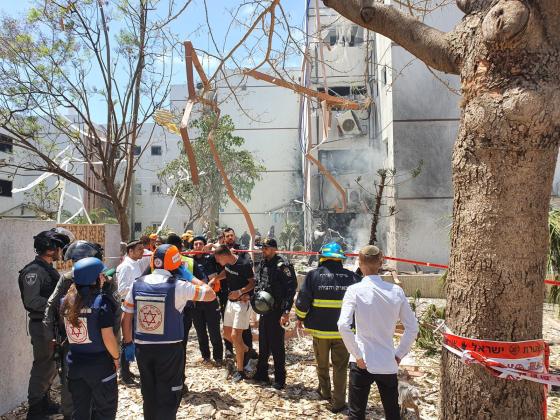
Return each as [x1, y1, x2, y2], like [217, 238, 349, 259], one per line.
[151, 145, 162, 156]
[133, 145, 141, 156]
[0, 179, 12, 197]
[134, 183, 142, 195]
[0, 134, 14, 153]
[134, 222, 142, 232]
[151, 184, 161, 194]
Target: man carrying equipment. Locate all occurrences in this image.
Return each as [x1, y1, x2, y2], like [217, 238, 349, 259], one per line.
[19, 229, 71, 419]
[295, 242, 360, 414]
[210, 245, 255, 382]
[252, 238, 297, 389]
[121, 244, 216, 420]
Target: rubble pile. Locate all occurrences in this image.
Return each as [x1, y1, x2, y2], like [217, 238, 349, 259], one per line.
[2, 300, 559, 419]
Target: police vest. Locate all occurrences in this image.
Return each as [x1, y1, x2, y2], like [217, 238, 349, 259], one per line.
[63, 293, 106, 354]
[132, 275, 183, 343]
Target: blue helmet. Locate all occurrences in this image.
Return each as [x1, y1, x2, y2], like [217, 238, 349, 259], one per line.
[320, 242, 346, 260]
[73, 257, 107, 286]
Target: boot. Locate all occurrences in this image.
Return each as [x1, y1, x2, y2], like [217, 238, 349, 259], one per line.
[26, 401, 46, 420]
[42, 395, 60, 415]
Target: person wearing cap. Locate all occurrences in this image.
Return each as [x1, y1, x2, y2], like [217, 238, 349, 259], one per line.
[252, 238, 297, 389]
[19, 229, 71, 419]
[60, 257, 120, 419]
[191, 235, 224, 364]
[338, 246, 418, 420]
[295, 241, 360, 414]
[115, 240, 146, 383]
[121, 244, 216, 420]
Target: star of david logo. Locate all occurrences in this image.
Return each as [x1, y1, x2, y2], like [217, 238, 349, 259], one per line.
[139, 305, 162, 331]
[461, 341, 468, 350]
[68, 320, 88, 343]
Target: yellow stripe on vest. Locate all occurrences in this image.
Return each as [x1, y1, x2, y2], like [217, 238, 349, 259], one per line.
[305, 328, 342, 339]
[312, 299, 343, 308]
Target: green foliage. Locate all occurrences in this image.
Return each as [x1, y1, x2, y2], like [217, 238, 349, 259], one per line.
[159, 113, 264, 228]
[409, 289, 445, 355]
[278, 221, 303, 251]
[548, 209, 560, 314]
[142, 225, 173, 238]
[23, 180, 62, 220]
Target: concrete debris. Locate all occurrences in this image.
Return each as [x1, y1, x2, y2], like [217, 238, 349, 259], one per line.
[1, 300, 559, 419]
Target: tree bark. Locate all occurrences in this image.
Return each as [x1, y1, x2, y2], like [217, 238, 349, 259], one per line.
[323, 0, 560, 418]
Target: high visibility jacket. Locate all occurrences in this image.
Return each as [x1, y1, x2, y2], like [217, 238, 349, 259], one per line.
[181, 255, 194, 274]
[295, 260, 360, 339]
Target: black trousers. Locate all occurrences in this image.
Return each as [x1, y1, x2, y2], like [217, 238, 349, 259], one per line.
[255, 310, 286, 385]
[181, 306, 194, 381]
[348, 363, 400, 420]
[219, 295, 253, 352]
[67, 358, 118, 420]
[136, 343, 184, 420]
[193, 301, 223, 361]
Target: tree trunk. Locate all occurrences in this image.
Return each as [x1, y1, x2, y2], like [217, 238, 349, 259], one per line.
[115, 203, 130, 242]
[322, 0, 560, 417]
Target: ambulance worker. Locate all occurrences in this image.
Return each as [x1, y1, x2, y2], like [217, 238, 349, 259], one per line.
[60, 257, 119, 420]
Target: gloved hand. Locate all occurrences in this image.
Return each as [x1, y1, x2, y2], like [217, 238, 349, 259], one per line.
[123, 342, 135, 362]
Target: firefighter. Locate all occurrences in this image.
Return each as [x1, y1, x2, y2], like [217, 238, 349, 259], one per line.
[19, 229, 72, 419]
[121, 244, 216, 420]
[295, 242, 360, 413]
[252, 238, 297, 389]
[60, 257, 119, 420]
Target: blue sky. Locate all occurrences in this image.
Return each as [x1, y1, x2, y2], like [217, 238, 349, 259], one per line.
[0, 0, 307, 122]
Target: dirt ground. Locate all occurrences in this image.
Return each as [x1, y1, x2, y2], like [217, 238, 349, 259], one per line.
[3, 299, 560, 419]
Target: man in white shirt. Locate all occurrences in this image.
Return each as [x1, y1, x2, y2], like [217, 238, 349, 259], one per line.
[338, 245, 419, 420]
[115, 240, 145, 383]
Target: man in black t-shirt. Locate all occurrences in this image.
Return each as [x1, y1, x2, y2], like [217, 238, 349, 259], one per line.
[207, 228, 256, 359]
[210, 245, 255, 382]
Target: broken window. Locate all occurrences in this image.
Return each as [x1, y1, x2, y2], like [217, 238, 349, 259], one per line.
[151, 184, 161, 194]
[134, 222, 142, 232]
[151, 145, 162, 156]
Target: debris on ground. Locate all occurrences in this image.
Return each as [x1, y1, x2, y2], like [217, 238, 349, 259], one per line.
[2, 299, 559, 419]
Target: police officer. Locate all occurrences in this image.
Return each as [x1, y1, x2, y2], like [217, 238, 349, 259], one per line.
[295, 242, 360, 413]
[60, 257, 119, 419]
[121, 244, 216, 420]
[19, 229, 71, 419]
[252, 238, 297, 389]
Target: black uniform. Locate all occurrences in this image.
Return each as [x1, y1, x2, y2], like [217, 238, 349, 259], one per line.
[207, 244, 254, 354]
[254, 255, 297, 386]
[18, 257, 60, 410]
[192, 255, 223, 361]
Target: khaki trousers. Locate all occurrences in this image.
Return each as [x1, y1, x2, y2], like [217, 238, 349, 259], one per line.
[312, 337, 350, 410]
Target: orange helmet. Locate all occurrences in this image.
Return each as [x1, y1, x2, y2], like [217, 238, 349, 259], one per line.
[149, 233, 158, 240]
[151, 244, 182, 271]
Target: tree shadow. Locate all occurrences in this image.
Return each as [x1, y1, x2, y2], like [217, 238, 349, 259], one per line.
[182, 388, 242, 409]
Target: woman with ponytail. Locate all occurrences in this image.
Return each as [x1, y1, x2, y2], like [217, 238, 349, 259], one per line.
[60, 257, 119, 420]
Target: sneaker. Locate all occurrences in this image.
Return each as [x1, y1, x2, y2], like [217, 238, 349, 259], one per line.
[232, 371, 245, 383]
[213, 359, 225, 367]
[272, 382, 285, 390]
[199, 358, 212, 365]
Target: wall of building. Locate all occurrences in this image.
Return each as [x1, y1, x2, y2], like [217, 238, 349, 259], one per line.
[0, 219, 56, 414]
[382, 2, 462, 266]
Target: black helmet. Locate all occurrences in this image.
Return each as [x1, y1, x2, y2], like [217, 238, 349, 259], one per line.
[34, 230, 68, 254]
[251, 290, 275, 315]
[64, 240, 104, 262]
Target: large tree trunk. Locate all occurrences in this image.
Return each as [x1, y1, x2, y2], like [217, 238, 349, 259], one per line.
[322, 0, 560, 418]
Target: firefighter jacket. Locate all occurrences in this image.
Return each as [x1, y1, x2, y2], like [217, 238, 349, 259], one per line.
[295, 260, 360, 339]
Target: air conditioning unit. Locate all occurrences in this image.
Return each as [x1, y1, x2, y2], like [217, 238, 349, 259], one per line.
[336, 110, 362, 136]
